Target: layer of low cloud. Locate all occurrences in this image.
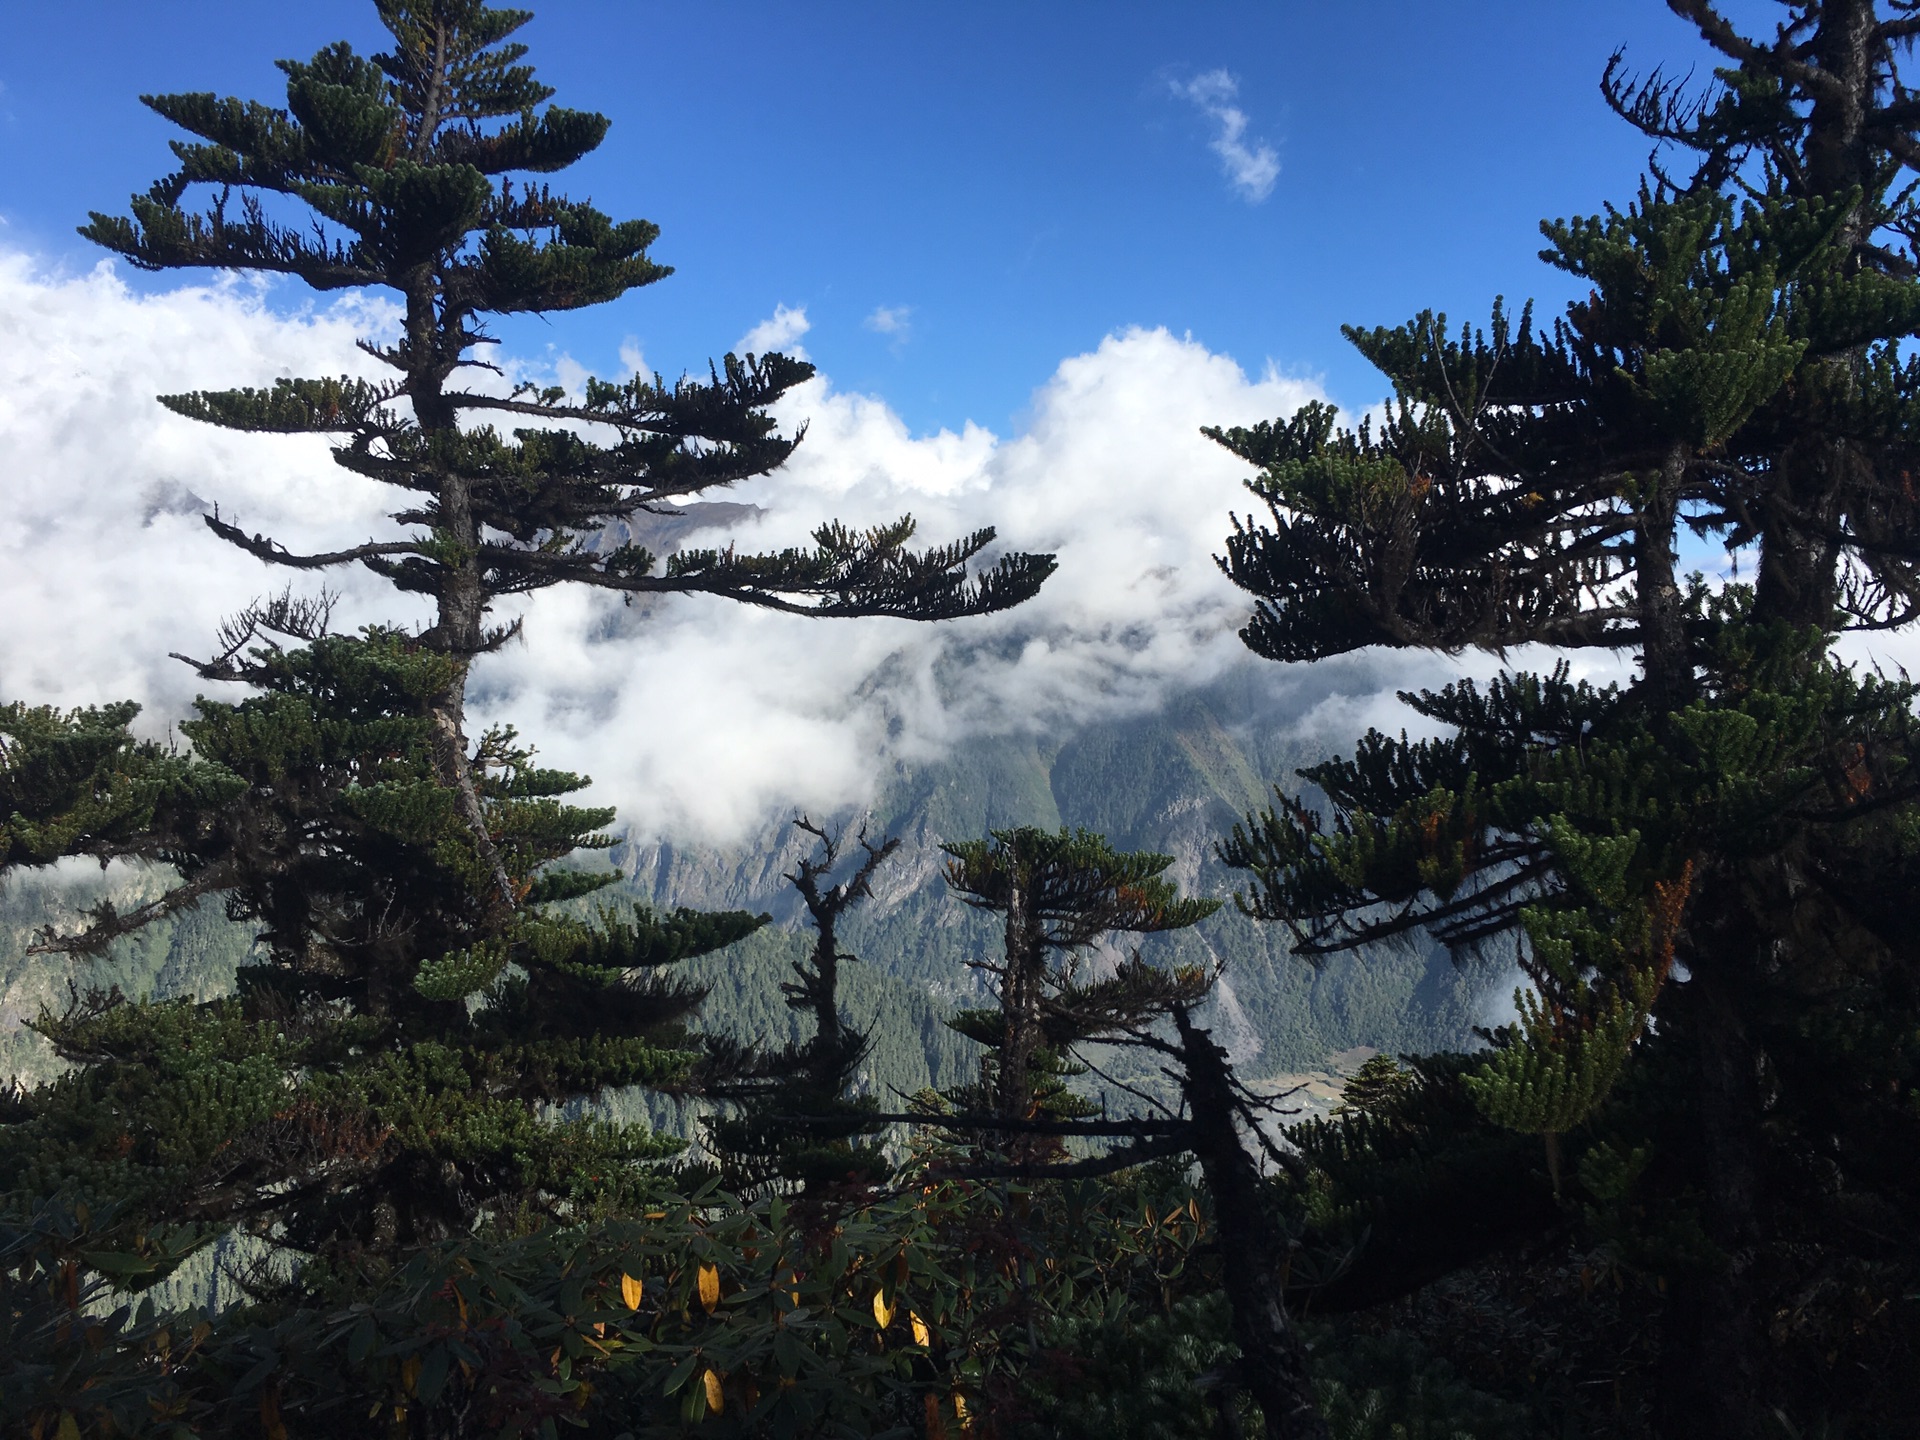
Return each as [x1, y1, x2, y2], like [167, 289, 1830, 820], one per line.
[474, 309, 1344, 839]
[0, 254, 418, 704]
[0, 252, 1473, 846]
[1172, 70, 1280, 203]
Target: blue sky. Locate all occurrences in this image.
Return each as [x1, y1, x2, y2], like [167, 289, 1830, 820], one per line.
[13, 0, 1892, 842]
[2, 1, 1772, 435]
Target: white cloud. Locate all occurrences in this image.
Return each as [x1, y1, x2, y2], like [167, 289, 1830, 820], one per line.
[1172, 69, 1280, 203]
[734, 303, 810, 360]
[475, 327, 1330, 840]
[0, 254, 418, 715]
[0, 249, 1348, 848]
[864, 304, 912, 338]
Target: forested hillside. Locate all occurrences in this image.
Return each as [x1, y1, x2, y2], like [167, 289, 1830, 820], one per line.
[625, 666, 1487, 1080]
[1, 663, 1493, 1097]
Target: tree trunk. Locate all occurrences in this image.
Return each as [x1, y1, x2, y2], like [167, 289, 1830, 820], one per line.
[1636, 442, 1695, 720]
[807, 919, 844, 1091]
[1174, 1006, 1330, 1440]
[1657, 943, 1764, 1440]
[996, 863, 1042, 1136]
[404, 274, 517, 916]
[1753, 0, 1870, 639]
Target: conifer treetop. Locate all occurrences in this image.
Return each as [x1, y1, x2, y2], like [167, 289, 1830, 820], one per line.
[82, 0, 1056, 639]
[83, 2, 659, 314]
[940, 826, 1222, 954]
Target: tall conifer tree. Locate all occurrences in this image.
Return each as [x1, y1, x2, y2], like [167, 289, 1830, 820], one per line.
[937, 826, 1220, 1141]
[7, 0, 1053, 1275]
[78, 0, 1052, 912]
[907, 828, 1336, 1440]
[1212, 4, 1920, 1434]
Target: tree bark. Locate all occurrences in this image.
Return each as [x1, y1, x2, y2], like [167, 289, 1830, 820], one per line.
[996, 861, 1043, 1135]
[1174, 1006, 1330, 1440]
[400, 267, 518, 917]
[1637, 443, 1694, 720]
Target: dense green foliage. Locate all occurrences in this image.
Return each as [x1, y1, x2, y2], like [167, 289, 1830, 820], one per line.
[10, 1149, 1538, 1440]
[0, 701, 238, 880]
[1213, 3, 1920, 1436]
[4, 631, 782, 1265]
[11, 2, 1920, 1439]
[4, 0, 1052, 1300]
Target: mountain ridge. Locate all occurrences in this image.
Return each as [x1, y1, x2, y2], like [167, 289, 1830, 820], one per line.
[1, 666, 1497, 1099]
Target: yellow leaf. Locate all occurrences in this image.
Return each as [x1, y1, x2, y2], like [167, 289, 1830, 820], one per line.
[910, 1311, 932, 1346]
[872, 1290, 894, 1328]
[697, 1263, 720, 1312]
[955, 1391, 970, 1423]
[703, 1367, 725, 1414]
[621, 1272, 643, 1311]
[402, 1354, 422, 1395]
[57, 1414, 82, 1440]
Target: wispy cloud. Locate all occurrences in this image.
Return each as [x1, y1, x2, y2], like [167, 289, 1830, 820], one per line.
[1171, 69, 1279, 203]
[863, 304, 912, 339]
[734, 303, 810, 359]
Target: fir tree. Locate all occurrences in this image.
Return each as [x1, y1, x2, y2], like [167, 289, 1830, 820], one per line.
[1212, 5, 1920, 1434]
[937, 826, 1220, 1142]
[8, 0, 1053, 1277]
[907, 827, 1335, 1440]
[9, 615, 771, 1264]
[704, 817, 901, 1196]
[78, 0, 1053, 912]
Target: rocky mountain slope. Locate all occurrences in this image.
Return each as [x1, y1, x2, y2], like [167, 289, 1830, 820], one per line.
[1, 666, 1497, 1100]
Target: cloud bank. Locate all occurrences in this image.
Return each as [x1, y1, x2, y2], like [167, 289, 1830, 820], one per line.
[1172, 70, 1280, 203]
[0, 249, 1434, 845]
